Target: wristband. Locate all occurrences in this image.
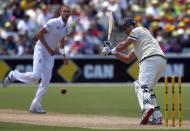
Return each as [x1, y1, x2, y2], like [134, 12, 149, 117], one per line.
[59, 48, 65, 55]
[111, 47, 118, 55]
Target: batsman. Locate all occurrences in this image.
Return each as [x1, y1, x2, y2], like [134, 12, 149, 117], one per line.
[102, 18, 167, 125]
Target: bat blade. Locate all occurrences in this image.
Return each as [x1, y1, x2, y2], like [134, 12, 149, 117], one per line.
[107, 11, 113, 41]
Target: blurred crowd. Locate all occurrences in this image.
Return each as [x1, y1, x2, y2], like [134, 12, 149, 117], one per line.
[143, 0, 190, 54]
[0, 0, 190, 56]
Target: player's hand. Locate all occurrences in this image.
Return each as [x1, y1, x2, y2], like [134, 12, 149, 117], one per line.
[101, 46, 113, 55]
[59, 48, 65, 56]
[104, 40, 112, 48]
[102, 41, 113, 55]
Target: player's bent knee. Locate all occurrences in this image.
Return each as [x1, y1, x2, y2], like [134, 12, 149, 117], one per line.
[32, 74, 40, 82]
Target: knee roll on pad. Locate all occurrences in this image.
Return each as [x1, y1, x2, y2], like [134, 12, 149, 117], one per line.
[141, 85, 152, 105]
[143, 99, 151, 105]
[141, 85, 150, 93]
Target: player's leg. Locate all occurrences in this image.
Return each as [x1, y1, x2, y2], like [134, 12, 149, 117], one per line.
[3, 44, 43, 87]
[134, 80, 154, 125]
[149, 91, 162, 124]
[148, 78, 162, 124]
[135, 57, 164, 125]
[137, 57, 166, 125]
[30, 56, 54, 114]
[3, 71, 15, 87]
[149, 59, 167, 124]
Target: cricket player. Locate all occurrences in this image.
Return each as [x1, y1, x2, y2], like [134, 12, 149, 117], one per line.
[3, 5, 71, 114]
[102, 18, 167, 125]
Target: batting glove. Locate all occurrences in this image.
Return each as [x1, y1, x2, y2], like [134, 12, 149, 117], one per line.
[59, 48, 65, 55]
[102, 46, 113, 55]
[104, 40, 113, 48]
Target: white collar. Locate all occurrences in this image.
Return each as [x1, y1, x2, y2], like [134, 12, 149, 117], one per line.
[58, 16, 66, 27]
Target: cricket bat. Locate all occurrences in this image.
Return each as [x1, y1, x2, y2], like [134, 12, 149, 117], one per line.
[107, 11, 113, 41]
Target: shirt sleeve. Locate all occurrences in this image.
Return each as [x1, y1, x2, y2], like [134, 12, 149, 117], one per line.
[43, 19, 55, 32]
[128, 28, 141, 41]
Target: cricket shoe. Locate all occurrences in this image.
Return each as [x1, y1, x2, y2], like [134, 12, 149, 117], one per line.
[29, 106, 46, 114]
[148, 107, 162, 125]
[148, 117, 162, 125]
[3, 71, 14, 88]
[140, 107, 155, 125]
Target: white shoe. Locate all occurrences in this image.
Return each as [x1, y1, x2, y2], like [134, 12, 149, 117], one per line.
[140, 107, 154, 125]
[149, 107, 162, 125]
[3, 71, 14, 88]
[149, 117, 162, 125]
[29, 105, 46, 114]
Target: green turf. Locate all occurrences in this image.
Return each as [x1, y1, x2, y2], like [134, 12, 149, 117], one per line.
[0, 85, 141, 117]
[0, 84, 189, 130]
[0, 121, 112, 131]
[0, 122, 189, 131]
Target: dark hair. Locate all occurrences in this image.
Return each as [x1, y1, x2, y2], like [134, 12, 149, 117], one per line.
[119, 18, 136, 30]
[62, 5, 70, 9]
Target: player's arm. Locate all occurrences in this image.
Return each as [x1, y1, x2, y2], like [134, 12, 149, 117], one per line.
[115, 37, 137, 52]
[60, 37, 66, 49]
[37, 27, 55, 55]
[58, 37, 66, 55]
[52, 36, 67, 55]
[102, 37, 137, 56]
[59, 37, 68, 64]
[115, 50, 137, 64]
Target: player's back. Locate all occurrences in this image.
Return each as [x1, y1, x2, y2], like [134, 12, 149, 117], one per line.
[131, 27, 165, 62]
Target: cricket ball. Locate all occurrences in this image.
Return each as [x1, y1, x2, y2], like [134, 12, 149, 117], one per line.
[60, 88, 67, 95]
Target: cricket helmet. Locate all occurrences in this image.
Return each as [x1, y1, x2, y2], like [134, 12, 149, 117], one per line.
[119, 18, 137, 30]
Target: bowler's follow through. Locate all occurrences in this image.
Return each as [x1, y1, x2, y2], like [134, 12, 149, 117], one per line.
[3, 5, 72, 114]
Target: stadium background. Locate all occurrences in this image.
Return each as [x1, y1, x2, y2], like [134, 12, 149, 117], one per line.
[0, 0, 190, 83]
[0, 0, 190, 130]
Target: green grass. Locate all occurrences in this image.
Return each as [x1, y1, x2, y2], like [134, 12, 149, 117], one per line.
[0, 85, 141, 117]
[0, 122, 97, 131]
[0, 83, 190, 130]
[1, 122, 189, 131]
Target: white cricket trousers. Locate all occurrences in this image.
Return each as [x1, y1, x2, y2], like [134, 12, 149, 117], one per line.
[134, 56, 167, 111]
[13, 43, 54, 108]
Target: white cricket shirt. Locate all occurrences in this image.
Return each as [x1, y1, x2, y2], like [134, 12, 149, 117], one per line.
[37, 16, 70, 49]
[129, 27, 165, 62]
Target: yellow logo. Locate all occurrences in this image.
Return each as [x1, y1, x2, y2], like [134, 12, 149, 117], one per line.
[58, 60, 80, 82]
[127, 61, 139, 80]
[0, 61, 10, 81]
